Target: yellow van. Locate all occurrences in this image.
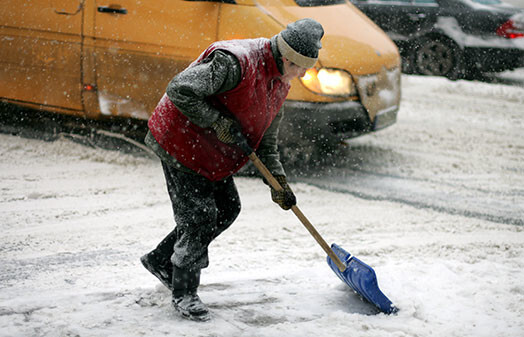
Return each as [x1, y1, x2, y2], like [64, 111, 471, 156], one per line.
[0, 0, 400, 149]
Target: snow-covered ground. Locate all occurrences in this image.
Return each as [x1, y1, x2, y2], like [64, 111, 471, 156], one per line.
[1, 73, 523, 337]
[297, 70, 524, 226]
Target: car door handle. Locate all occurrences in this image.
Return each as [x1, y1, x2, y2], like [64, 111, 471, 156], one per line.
[97, 6, 127, 14]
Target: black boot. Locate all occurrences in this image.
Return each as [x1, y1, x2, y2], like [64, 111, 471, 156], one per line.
[172, 266, 210, 321]
[140, 230, 177, 290]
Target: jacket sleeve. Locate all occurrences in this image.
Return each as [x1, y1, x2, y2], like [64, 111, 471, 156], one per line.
[166, 50, 241, 128]
[256, 108, 286, 177]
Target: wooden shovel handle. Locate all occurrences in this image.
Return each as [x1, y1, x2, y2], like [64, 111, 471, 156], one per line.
[248, 153, 347, 272]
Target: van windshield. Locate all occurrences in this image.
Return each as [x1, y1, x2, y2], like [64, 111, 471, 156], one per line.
[294, 0, 346, 6]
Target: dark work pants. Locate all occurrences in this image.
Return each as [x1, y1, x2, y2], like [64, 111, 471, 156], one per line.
[160, 162, 241, 270]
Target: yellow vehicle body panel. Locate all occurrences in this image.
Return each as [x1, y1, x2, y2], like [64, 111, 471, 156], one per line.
[0, 0, 401, 138]
[0, 0, 83, 112]
[85, 0, 220, 119]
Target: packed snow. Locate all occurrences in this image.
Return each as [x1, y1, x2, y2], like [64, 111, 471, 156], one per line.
[1, 73, 523, 337]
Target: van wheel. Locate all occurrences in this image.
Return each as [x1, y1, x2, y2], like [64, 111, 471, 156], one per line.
[413, 37, 463, 80]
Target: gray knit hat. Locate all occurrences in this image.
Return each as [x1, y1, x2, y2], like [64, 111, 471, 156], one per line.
[277, 18, 324, 69]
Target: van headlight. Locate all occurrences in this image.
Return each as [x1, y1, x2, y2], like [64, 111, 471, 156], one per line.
[300, 68, 357, 97]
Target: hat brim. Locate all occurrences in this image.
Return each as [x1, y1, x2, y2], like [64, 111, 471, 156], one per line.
[277, 34, 318, 69]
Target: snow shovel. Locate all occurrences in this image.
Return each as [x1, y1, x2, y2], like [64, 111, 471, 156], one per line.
[244, 148, 398, 314]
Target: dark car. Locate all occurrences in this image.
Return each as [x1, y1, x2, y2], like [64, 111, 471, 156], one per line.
[350, 0, 524, 79]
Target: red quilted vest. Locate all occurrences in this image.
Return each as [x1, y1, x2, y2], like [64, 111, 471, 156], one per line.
[148, 38, 290, 181]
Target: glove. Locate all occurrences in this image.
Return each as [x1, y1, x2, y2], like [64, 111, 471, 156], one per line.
[210, 115, 253, 154]
[269, 175, 297, 210]
[211, 115, 242, 144]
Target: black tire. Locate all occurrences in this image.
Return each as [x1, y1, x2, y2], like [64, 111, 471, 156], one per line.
[413, 37, 464, 80]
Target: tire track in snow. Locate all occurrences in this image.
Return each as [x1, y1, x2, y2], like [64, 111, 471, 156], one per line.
[298, 169, 524, 226]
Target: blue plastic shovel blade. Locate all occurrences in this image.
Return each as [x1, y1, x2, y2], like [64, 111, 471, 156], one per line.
[327, 243, 398, 314]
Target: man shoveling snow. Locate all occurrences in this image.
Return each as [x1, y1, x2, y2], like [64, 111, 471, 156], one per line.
[140, 18, 324, 321]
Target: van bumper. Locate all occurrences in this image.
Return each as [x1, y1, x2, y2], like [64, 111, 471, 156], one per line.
[279, 100, 398, 145]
